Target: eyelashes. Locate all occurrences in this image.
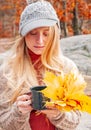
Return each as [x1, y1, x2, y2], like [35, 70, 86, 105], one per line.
[30, 32, 49, 37]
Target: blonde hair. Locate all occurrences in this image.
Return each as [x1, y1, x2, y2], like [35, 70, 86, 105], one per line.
[1, 25, 63, 103]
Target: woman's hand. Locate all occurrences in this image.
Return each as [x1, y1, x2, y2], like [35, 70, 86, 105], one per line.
[16, 93, 33, 114]
[41, 106, 61, 120]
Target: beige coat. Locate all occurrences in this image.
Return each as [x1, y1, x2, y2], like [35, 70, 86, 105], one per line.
[0, 57, 81, 130]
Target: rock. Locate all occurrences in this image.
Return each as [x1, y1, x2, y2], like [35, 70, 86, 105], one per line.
[61, 34, 91, 76]
[84, 75, 91, 96]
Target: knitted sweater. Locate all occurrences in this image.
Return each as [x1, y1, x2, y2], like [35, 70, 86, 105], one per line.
[0, 56, 81, 130]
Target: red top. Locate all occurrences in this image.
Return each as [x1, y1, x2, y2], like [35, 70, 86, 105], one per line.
[28, 49, 55, 130]
[29, 110, 55, 130]
[28, 49, 41, 64]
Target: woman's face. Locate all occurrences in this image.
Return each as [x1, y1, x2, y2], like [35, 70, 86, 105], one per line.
[25, 27, 50, 55]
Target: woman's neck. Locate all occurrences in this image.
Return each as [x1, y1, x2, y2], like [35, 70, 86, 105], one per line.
[28, 49, 41, 64]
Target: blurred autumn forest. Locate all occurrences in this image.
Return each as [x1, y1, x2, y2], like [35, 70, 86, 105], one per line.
[0, 0, 91, 38]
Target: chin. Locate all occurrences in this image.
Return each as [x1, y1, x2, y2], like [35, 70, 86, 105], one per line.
[34, 51, 43, 55]
[35, 53, 42, 55]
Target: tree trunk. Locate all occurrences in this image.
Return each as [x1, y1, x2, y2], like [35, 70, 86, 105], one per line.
[62, 0, 68, 37]
[72, 0, 80, 35]
[62, 22, 68, 37]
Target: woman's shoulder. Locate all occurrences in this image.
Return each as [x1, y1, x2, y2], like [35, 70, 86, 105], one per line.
[62, 56, 78, 73]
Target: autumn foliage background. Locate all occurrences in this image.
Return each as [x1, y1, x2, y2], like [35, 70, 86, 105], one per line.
[0, 0, 91, 38]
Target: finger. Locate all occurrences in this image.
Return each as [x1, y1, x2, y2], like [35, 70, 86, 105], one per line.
[46, 103, 56, 109]
[46, 106, 56, 109]
[41, 109, 60, 116]
[41, 109, 52, 114]
[17, 94, 31, 101]
[19, 107, 33, 114]
[17, 100, 32, 107]
[26, 92, 32, 96]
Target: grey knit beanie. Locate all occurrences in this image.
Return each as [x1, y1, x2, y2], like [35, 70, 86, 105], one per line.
[19, 0, 60, 36]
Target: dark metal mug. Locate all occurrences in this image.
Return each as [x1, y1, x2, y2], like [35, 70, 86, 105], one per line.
[30, 86, 50, 110]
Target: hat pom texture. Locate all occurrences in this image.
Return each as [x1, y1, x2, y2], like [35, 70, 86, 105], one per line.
[26, 0, 44, 4]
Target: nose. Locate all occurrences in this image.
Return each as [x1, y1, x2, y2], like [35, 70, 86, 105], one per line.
[37, 34, 44, 45]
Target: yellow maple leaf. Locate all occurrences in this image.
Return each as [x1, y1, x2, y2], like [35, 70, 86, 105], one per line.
[41, 71, 91, 114]
[42, 71, 64, 100]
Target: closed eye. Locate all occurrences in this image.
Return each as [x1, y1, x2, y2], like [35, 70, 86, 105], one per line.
[30, 32, 37, 35]
[43, 32, 49, 37]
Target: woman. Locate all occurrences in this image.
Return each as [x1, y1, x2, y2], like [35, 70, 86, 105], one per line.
[0, 0, 81, 130]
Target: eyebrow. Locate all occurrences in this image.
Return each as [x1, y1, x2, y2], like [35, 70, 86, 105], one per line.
[42, 27, 50, 31]
[44, 29, 50, 31]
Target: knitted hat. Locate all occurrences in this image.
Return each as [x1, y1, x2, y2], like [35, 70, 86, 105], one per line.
[19, 0, 60, 36]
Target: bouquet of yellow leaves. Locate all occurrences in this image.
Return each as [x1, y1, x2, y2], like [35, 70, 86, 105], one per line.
[41, 70, 91, 113]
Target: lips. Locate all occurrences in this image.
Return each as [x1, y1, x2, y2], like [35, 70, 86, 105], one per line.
[34, 46, 44, 48]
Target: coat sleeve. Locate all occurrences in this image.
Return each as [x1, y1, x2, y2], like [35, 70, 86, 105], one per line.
[62, 56, 79, 74]
[49, 110, 81, 130]
[0, 73, 30, 130]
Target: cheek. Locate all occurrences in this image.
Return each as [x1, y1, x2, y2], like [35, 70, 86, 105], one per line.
[25, 36, 33, 48]
[26, 42, 33, 50]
